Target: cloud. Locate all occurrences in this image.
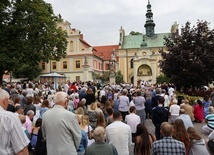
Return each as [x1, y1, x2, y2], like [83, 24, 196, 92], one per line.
[45, 0, 214, 46]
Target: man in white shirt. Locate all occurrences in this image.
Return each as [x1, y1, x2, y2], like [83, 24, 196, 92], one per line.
[125, 106, 140, 142]
[99, 87, 106, 101]
[64, 81, 69, 94]
[0, 89, 29, 155]
[106, 111, 132, 155]
[168, 86, 175, 100]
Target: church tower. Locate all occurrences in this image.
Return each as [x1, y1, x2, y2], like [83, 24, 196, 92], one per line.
[144, 0, 155, 37]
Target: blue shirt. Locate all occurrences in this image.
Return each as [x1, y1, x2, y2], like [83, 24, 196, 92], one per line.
[77, 130, 88, 154]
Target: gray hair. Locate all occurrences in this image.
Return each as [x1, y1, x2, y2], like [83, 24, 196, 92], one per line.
[209, 106, 214, 114]
[93, 126, 106, 142]
[26, 110, 34, 116]
[172, 99, 178, 104]
[81, 98, 86, 105]
[0, 89, 9, 100]
[122, 89, 128, 95]
[54, 91, 67, 105]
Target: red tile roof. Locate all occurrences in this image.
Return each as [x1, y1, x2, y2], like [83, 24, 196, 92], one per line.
[93, 45, 119, 61]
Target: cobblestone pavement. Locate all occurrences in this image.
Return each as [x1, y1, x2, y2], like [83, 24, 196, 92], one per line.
[129, 118, 209, 155]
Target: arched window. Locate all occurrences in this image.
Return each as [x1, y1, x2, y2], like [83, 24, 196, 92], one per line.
[70, 41, 73, 52]
[130, 59, 133, 68]
[137, 64, 152, 76]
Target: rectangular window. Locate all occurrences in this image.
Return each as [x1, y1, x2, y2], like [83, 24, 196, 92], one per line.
[63, 61, 67, 69]
[52, 62, 56, 69]
[42, 63, 45, 70]
[76, 76, 80, 82]
[105, 64, 110, 70]
[76, 60, 80, 68]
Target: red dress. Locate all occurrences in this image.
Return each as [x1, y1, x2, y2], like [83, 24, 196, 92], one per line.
[193, 104, 204, 122]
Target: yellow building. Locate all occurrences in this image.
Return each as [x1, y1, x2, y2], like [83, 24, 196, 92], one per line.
[117, 1, 172, 86]
[40, 19, 118, 83]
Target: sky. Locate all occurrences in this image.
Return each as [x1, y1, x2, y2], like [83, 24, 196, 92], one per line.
[44, 0, 214, 46]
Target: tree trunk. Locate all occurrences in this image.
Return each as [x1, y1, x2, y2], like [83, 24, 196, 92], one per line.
[0, 71, 3, 87]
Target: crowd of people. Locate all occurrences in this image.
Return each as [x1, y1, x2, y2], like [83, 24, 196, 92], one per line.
[0, 80, 214, 155]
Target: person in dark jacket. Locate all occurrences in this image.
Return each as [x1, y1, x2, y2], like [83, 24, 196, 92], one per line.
[78, 88, 87, 101]
[152, 96, 168, 140]
[151, 88, 161, 108]
[85, 88, 96, 106]
[23, 96, 36, 115]
[35, 128, 47, 155]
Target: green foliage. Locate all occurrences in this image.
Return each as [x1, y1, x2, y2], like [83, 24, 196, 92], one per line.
[0, 0, 67, 84]
[93, 71, 124, 84]
[93, 71, 110, 83]
[100, 71, 110, 82]
[116, 70, 124, 84]
[159, 20, 214, 90]
[12, 63, 42, 80]
[129, 31, 142, 35]
[175, 92, 202, 105]
[0, 0, 13, 83]
[156, 74, 171, 84]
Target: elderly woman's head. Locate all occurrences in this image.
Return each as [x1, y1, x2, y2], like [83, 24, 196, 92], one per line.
[92, 126, 106, 142]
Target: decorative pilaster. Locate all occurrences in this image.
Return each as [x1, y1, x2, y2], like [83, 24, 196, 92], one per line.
[82, 56, 90, 82]
[133, 52, 138, 86]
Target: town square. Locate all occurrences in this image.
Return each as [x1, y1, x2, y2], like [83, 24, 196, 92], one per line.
[0, 0, 214, 155]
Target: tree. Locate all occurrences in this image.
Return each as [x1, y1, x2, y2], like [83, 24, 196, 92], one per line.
[0, 0, 13, 84]
[0, 0, 67, 85]
[129, 31, 142, 35]
[12, 63, 42, 80]
[116, 70, 124, 84]
[156, 74, 171, 84]
[159, 21, 214, 90]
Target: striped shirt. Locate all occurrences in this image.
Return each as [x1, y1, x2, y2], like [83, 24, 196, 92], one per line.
[0, 106, 29, 155]
[206, 114, 214, 129]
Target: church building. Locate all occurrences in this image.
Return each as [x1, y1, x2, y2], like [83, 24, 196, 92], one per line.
[117, 0, 175, 86]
